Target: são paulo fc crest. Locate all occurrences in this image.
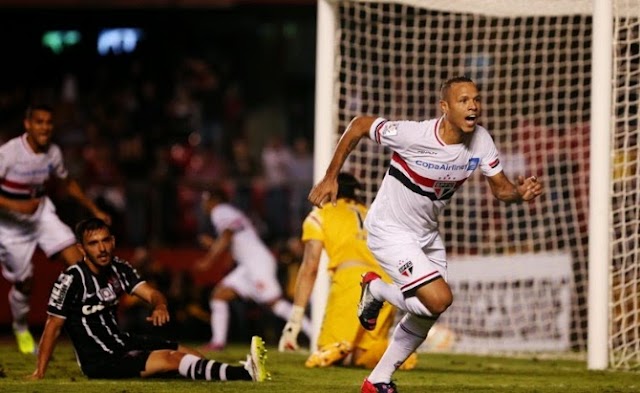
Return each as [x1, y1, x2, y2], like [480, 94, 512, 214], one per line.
[433, 181, 456, 199]
[398, 259, 414, 277]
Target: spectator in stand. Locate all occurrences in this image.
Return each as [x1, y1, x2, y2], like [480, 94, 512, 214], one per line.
[287, 136, 314, 237]
[227, 137, 261, 215]
[261, 134, 294, 241]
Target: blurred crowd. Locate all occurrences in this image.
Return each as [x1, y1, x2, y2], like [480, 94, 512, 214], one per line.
[0, 55, 315, 248]
[0, 23, 315, 342]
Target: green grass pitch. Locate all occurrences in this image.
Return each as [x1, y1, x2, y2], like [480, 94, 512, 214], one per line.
[0, 338, 637, 393]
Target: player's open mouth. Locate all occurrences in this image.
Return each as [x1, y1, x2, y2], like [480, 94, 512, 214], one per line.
[465, 115, 477, 126]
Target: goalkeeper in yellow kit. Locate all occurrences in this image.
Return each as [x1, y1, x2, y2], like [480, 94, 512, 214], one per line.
[278, 172, 416, 369]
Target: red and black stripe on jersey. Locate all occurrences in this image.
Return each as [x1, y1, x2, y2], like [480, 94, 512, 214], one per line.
[0, 179, 46, 199]
[388, 153, 468, 201]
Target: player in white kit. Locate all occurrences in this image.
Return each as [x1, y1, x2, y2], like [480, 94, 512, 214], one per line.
[308, 77, 543, 393]
[0, 104, 111, 354]
[195, 186, 312, 350]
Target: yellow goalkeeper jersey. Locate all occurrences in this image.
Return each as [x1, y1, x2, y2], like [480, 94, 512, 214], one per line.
[301, 198, 380, 272]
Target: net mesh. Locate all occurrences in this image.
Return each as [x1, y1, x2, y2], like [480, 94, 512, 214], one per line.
[331, 0, 640, 369]
[336, 0, 593, 352]
[611, 0, 640, 370]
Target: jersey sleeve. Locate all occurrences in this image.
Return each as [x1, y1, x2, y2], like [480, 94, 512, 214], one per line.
[368, 117, 422, 154]
[116, 259, 144, 294]
[476, 128, 504, 177]
[47, 270, 81, 319]
[301, 208, 324, 243]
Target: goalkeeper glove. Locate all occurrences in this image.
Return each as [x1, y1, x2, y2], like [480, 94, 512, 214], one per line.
[278, 305, 305, 352]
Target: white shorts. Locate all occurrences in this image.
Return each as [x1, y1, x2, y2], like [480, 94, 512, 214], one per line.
[221, 264, 283, 304]
[0, 197, 76, 283]
[367, 230, 448, 296]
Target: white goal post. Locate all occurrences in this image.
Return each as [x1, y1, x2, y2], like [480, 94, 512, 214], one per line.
[312, 0, 640, 370]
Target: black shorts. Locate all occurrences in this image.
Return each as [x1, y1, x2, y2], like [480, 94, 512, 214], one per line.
[81, 334, 179, 379]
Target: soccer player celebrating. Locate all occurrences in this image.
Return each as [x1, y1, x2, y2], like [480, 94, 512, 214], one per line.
[195, 186, 312, 351]
[30, 217, 269, 382]
[308, 77, 543, 392]
[279, 172, 416, 370]
[0, 104, 110, 354]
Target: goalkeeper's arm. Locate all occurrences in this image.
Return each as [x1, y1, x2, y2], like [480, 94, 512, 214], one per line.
[278, 239, 324, 352]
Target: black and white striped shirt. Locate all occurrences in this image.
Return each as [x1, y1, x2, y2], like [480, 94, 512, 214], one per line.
[47, 257, 144, 366]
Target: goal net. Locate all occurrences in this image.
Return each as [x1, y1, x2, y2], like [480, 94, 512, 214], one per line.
[315, 0, 639, 369]
[611, 0, 640, 370]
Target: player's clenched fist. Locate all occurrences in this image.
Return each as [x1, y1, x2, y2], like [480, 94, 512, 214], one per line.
[308, 176, 338, 208]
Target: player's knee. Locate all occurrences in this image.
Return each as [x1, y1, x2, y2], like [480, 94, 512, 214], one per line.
[405, 292, 452, 317]
[415, 280, 453, 315]
[425, 293, 453, 315]
[143, 350, 183, 377]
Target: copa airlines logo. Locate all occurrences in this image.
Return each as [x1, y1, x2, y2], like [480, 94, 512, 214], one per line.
[415, 161, 468, 171]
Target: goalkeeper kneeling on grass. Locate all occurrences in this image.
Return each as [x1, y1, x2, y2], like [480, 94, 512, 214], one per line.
[278, 172, 417, 370]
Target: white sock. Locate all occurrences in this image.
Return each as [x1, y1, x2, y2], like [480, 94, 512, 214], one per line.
[9, 287, 30, 331]
[370, 280, 436, 318]
[368, 313, 436, 384]
[370, 279, 407, 311]
[210, 299, 229, 346]
[178, 354, 224, 380]
[271, 299, 313, 337]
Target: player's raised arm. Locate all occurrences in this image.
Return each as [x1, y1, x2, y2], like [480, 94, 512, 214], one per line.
[28, 315, 65, 380]
[309, 115, 375, 207]
[63, 178, 112, 225]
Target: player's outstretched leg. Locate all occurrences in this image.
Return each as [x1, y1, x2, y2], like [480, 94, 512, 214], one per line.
[361, 378, 399, 393]
[242, 335, 271, 382]
[357, 272, 384, 331]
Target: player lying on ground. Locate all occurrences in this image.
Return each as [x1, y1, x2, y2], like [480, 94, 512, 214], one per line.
[29, 217, 269, 382]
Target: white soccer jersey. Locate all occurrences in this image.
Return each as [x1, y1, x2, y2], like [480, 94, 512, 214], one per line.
[365, 117, 503, 246]
[0, 134, 75, 283]
[210, 203, 276, 269]
[0, 134, 68, 202]
[210, 203, 281, 302]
